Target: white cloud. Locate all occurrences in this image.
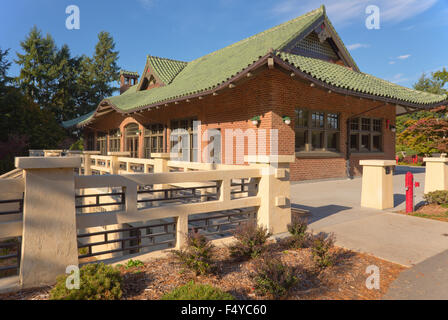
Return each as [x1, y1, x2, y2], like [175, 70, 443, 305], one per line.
[347, 43, 370, 50]
[389, 61, 396, 64]
[390, 73, 411, 83]
[271, 0, 438, 26]
[397, 54, 411, 60]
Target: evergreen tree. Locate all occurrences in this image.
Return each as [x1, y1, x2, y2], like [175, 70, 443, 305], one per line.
[0, 48, 11, 89]
[92, 31, 120, 100]
[413, 73, 445, 95]
[0, 46, 65, 173]
[15, 26, 58, 111]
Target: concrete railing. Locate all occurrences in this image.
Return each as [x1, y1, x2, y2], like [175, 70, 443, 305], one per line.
[0, 154, 292, 290]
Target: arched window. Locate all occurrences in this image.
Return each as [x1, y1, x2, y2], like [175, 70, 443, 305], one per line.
[125, 123, 139, 137]
[125, 123, 140, 158]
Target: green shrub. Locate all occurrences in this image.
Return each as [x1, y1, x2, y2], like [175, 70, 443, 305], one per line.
[252, 254, 298, 299]
[125, 259, 144, 269]
[162, 281, 234, 300]
[229, 222, 271, 260]
[424, 190, 448, 205]
[49, 263, 122, 300]
[311, 233, 335, 269]
[287, 217, 309, 249]
[69, 138, 84, 151]
[172, 231, 215, 275]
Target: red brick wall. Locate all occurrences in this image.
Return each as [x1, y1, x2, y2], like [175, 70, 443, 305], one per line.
[86, 67, 396, 181]
[270, 69, 396, 181]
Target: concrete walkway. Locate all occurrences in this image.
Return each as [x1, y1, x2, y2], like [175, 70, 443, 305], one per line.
[291, 166, 448, 267]
[383, 249, 448, 300]
[291, 165, 448, 299]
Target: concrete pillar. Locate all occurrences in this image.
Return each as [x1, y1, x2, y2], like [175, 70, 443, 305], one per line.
[152, 153, 170, 173]
[81, 151, 100, 175]
[176, 214, 189, 250]
[246, 155, 294, 235]
[423, 157, 448, 193]
[107, 151, 130, 174]
[15, 157, 81, 288]
[360, 160, 395, 210]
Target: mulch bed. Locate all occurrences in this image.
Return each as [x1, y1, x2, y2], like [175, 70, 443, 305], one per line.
[397, 203, 448, 222]
[0, 240, 405, 300]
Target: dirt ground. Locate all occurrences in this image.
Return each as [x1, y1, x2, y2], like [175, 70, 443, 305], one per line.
[396, 203, 448, 222]
[0, 240, 405, 300]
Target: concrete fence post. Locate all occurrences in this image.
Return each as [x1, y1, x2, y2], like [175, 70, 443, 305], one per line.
[152, 153, 170, 173]
[246, 155, 294, 235]
[107, 151, 130, 174]
[360, 160, 396, 209]
[423, 157, 448, 193]
[15, 157, 81, 288]
[81, 151, 100, 175]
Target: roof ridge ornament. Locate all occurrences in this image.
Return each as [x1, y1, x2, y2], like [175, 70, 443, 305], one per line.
[316, 24, 331, 43]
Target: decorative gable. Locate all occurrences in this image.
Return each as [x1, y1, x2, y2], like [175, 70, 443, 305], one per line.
[292, 30, 339, 61]
[281, 16, 359, 71]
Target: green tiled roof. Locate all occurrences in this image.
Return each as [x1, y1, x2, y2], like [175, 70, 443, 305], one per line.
[104, 6, 325, 112]
[121, 84, 138, 96]
[62, 110, 95, 128]
[63, 5, 447, 128]
[148, 56, 188, 84]
[277, 51, 447, 105]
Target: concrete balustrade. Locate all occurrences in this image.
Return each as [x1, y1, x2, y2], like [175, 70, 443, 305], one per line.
[360, 160, 396, 210]
[0, 152, 293, 290]
[423, 157, 448, 193]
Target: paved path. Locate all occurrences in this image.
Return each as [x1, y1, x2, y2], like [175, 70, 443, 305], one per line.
[291, 166, 448, 299]
[383, 249, 448, 300]
[291, 166, 448, 267]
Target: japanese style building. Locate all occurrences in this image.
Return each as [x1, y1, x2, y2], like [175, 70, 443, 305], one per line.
[63, 5, 447, 181]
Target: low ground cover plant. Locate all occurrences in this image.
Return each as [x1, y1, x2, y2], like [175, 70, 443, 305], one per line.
[424, 190, 448, 205]
[50, 263, 122, 300]
[229, 222, 271, 260]
[162, 281, 234, 300]
[172, 231, 215, 275]
[252, 253, 298, 299]
[125, 259, 144, 269]
[311, 232, 336, 269]
[287, 217, 309, 249]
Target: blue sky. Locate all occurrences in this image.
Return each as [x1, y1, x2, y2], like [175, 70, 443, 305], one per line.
[1, 0, 447, 89]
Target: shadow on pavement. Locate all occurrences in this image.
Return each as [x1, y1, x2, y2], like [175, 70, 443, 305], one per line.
[394, 194, 406, 207]
[394, 166, 425, 175]
[292, 203, 352, 224]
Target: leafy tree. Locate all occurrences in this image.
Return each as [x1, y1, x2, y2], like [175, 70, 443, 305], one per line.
[433, 68, 448, 92]
[397, 117, 448, 156]
[0, 47, 65, 173]
[396, 69, 448, 144]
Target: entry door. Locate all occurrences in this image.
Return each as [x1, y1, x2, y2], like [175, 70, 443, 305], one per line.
[126, 137, 139, 158]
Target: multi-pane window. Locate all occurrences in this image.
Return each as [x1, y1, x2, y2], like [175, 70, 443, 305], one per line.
[349, 118, 383, 152]
[87, 133, 95, 151]
[96, 132, 107, 155]
[170, 118, 198, 162]
[295, 109, 340, 152]
[144, 123, 165, 158]
[109, 129, 121, 152]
